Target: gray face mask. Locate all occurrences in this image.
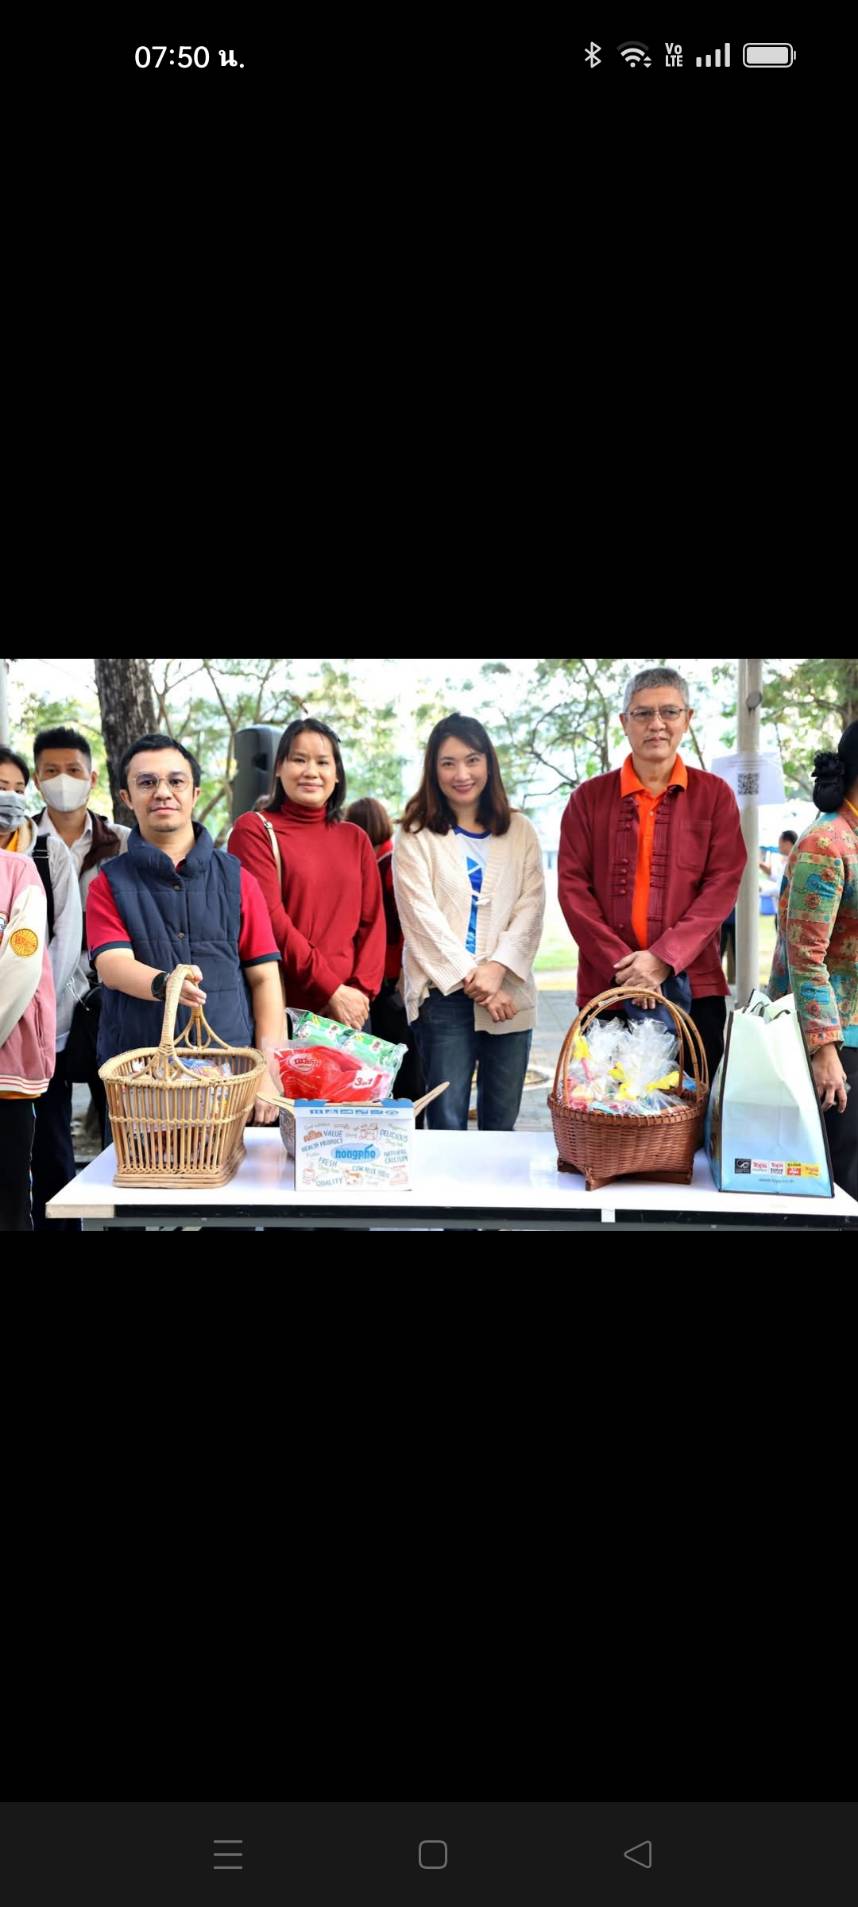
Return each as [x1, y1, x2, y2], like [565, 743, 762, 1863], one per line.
[0, 791, 29, 832]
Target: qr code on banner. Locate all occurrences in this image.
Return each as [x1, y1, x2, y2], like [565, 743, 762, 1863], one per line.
[738, 772, 760, 796]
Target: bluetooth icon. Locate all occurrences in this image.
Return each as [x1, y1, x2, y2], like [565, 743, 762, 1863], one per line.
[585, 42, 601, 68]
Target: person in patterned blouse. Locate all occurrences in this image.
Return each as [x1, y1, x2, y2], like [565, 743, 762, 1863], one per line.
[769, 720, 858, 1200]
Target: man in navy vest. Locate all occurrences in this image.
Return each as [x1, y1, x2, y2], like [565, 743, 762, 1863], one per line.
[86, 734, 284, 1122]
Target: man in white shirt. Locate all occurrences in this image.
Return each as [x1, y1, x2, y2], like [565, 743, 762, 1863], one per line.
[31, 725, 130, 1225]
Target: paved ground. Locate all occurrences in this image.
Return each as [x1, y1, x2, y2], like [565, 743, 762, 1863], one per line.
[516, 985, 576, 1133]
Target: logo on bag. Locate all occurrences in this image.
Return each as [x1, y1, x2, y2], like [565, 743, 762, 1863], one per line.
[786, 1163, 802, 1177]
[801, 1164, 820, 1177]
[9, 928, 39, 957]
[735, 1158, 751, 1174]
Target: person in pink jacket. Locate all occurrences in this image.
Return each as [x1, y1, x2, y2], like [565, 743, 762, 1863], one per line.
[0, 849, 57, 1229]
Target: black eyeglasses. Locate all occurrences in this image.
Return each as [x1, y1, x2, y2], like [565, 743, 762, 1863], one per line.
[626, 706, 687, 723]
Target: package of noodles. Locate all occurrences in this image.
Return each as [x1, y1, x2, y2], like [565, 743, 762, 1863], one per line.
[276, 1012, 406, 1103]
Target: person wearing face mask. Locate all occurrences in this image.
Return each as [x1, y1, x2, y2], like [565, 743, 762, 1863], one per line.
[0, 744, 81, 1226]
[32, 726, 130, 1175]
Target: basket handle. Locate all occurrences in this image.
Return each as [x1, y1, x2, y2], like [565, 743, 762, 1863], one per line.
[157, 965, 240, 1057]
[158, 964, 204, 1053]
[552, 986, 709, 1103]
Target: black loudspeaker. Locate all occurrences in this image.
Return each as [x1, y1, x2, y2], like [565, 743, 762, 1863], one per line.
[232, 725, 282, 821]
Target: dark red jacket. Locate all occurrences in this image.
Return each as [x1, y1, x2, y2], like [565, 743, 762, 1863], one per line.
[558, 764, 747, 1005]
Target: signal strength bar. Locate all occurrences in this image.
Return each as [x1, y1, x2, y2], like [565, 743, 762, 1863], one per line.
[697, 45, 730, 67]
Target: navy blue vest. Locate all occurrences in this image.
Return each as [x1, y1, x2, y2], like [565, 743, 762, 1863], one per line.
[97, 823, 253, 1063]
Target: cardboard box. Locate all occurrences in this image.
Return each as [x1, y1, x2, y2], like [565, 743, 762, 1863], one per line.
[283, 1100, 414, 1190]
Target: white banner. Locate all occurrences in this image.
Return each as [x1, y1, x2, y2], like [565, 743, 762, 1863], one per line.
[710, 751, 785, 805]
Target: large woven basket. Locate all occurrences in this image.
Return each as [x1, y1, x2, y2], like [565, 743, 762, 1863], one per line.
[99, 964, 269, 1187]
[548, 986, 710, 1190]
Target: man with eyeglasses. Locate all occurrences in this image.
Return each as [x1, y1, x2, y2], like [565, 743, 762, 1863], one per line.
[558, 667, 747, 1085]
[85, 734, 285, 1122]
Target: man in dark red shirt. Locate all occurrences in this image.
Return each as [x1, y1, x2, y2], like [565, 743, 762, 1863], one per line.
[558, 666, 747, 1083]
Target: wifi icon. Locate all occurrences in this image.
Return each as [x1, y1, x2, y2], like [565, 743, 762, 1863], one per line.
[617, 41, 652, 66]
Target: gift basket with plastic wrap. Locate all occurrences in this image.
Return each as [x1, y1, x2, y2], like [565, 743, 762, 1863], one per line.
[547, 987, 709, 1190]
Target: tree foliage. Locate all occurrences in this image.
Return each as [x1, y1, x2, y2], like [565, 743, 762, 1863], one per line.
[16, 657, 851, 838]
[13, 691, 109, 795]
[468, 657, 714, 805]
[145, 658, 403, 841]
[713, 658, 857, 798]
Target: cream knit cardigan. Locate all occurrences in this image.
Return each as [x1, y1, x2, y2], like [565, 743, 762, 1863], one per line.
[392, 812, 546, 1034]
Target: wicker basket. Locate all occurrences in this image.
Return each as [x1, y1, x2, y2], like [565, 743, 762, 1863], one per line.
[548, 986, 710, 1190]
[99, 964, 270, 1187]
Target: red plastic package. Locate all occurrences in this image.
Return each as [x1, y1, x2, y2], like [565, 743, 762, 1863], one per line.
[277, 1043, 388, 1103]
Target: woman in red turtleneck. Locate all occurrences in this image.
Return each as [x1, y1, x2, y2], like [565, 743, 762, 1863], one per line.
[228, 719, 385, 1028]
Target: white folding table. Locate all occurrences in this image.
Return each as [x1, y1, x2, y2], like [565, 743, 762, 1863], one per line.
[46, 1129, 858, 1231]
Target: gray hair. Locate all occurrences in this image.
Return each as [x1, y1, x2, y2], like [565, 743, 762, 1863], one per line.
[623, 667, 690, 714]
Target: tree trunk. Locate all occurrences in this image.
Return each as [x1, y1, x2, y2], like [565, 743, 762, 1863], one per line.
[94, 658, 157, 820]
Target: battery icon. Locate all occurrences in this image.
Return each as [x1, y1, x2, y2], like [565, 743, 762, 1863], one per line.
[743, 43, 796, 67]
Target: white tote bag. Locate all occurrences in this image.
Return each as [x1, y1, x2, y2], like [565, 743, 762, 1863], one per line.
[706, 992, 834, 1197]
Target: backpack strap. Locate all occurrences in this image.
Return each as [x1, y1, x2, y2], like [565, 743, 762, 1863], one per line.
[32, 836, 55, 941]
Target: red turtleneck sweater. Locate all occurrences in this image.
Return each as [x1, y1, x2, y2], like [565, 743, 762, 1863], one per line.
[228, 798, 386, 1012]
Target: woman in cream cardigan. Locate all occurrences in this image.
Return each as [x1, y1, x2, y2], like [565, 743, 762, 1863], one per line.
[392, 715, 545, 1130]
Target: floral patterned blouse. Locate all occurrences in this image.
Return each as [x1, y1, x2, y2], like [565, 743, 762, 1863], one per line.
[768, 800, 858, 1051]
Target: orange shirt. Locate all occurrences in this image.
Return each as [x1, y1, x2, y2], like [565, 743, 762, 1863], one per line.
[620, 752, 688, 951]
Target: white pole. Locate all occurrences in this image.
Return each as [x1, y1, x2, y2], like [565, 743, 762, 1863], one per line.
[0, 658, 8, 741]
[735, 658, 762, 1007]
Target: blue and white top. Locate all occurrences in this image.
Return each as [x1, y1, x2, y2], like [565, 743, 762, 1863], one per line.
[454, 826, 492, 955]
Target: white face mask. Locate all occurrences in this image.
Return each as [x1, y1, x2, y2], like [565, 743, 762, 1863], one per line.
[41, 773, 92, 813]
[0, 791, 29, 832]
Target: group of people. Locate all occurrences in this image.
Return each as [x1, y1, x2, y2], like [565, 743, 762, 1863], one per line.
[2, 666, 856, 1229]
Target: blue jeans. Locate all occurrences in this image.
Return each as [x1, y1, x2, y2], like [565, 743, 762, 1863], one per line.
[413, 987, 532, 1131]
